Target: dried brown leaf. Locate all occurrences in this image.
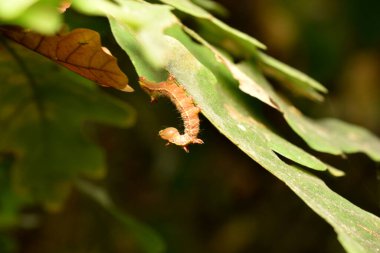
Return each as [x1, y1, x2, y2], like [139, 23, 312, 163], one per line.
[1, 27, 133, 92]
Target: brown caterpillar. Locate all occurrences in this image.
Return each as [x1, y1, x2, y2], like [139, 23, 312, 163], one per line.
[139, 74, 203, 152]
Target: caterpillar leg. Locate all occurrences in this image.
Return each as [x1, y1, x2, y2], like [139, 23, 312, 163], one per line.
[192, 138, 204, 144]
[150, 96, 158, 103]
[167, 74, 176, 82]
[165, 141, 190, 153]
[183, 138, 203, 153]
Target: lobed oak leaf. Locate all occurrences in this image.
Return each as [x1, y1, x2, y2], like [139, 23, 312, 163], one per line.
[1, 27, 133, 92]
[0, 44, 135, 206]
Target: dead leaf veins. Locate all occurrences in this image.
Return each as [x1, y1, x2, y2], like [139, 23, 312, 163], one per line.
[1, 27, 133, 92]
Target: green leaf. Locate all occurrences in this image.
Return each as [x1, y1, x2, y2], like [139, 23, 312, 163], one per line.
[101, 0, 178, 69]
[257, 51, 328, 101]
[73, 0, 178, 69]
[161, 0, 213, 17]
[160, 0, 266, 54]
[179, 28, 277, 109]
[238, 60, 380, 162]
[109, 14, 380, 251]
[224, 53, 380, 163]
[0, 0, 37, 20]
[285, 114, 380, 161]
[232, 58, 380, 163]
[71, 0, 121, 16]
[190, 0, 228, 17]
[161, 0, 327, 102]
[76, 180, 165, 253]
[0, 0, 63, 34]
[0, 41, 135, 207]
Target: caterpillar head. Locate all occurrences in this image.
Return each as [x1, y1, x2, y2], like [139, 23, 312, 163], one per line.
[159, 127, 179, 143]
[159, 127, 203, 152]
[159, 127, 190, 152]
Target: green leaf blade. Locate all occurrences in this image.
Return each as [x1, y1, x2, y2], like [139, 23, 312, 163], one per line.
[257, 51, 328, 101]
[160, 0, 266, 53]
[284, 111, 380, 161]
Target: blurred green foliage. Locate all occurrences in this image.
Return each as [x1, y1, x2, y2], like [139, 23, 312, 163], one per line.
[0, 0, 63, 34]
